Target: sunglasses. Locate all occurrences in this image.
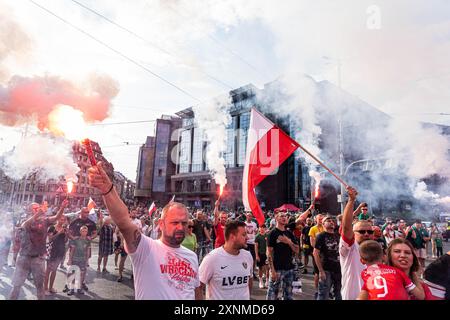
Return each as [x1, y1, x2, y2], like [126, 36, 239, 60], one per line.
[188, 226, 194, 228]
[354, 230, 374, 235]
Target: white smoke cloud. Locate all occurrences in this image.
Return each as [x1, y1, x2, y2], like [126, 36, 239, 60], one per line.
[193, 96, 231, 188]
[0, 209, 13, 247]
[413, 181, 450, 207]
[387, 119, 450, 180]
[2, 134, 79, 181]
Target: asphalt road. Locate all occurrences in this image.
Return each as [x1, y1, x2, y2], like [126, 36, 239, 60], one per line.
[1, 240, 448, 300]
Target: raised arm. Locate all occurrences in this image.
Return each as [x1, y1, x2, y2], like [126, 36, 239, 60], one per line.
[342, 186, 358, 241]
[21, 209, 45, 229]
[296, 201, 315, 224]
[88, 162, 140, 254]
[48, 199, 69, 224]
[213, 200, 220, 226]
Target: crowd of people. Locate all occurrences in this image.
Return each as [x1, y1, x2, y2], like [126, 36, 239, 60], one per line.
[0, 161, 448, 300]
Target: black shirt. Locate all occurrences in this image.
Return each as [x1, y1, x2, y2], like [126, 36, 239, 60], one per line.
[302, 225, 312, 247]
[69, 218, 97, 238]
[47, 225, 67, 258]
[267, 228, 298, 271]
[424, 253, 450, 300]
[314, 231, 341, 272]
[192, 219, 210, 242]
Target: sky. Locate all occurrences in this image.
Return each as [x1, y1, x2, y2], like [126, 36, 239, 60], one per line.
[1, 0, 450, 181]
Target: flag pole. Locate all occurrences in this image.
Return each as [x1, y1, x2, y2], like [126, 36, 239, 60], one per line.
[251, 107, 349, 189]
[297, 143, 349, 189]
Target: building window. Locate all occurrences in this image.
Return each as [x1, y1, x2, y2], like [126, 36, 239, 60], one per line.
[175, 181, 183, 192]
[238, 112, 250, 166]
[179, 129, 192, 173]
[201, 179, 211, 192]
[224, 116, 237, 168]
[158, 169, 163, 177]
[187, 180, 195, 192]
[192, 128, 204, 172]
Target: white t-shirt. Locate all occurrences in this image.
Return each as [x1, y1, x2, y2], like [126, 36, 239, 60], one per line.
[245, 221, 258, 245]
[199, 247, 253, 300]
[339, 235, 365, 300]
[132, 218, 143, 231]
[129, 235, 200, 300]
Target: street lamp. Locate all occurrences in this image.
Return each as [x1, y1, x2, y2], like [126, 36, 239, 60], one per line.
[339, 157, 390, 213]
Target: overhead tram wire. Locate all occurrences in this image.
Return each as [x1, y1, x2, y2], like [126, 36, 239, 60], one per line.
[68, 0, 234, 90]
[163, 2, 268, 82]
[88, 120, 156, 126]
[28, 0, 201, 103]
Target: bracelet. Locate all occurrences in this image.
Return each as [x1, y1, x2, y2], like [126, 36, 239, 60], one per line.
[102, 183, 114, 196]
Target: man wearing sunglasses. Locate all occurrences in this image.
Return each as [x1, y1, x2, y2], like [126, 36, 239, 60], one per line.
[340, 187, 374, 300]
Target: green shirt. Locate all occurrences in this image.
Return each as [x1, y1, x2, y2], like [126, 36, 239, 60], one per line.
[358, 213, 370, 220]
[255, 233, 268, 255]
[181, 233, 197, 252]
[70, 238, 90, 263]
[435, 238, 443, 247]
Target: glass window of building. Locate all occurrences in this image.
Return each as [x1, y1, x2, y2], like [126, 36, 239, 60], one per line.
[178, 129, 192, 173]
[192, 127, 204, 172]
[237, 112, 250, 166]
[224, 116, 237, 168]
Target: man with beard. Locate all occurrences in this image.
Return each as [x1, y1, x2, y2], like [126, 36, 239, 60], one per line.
[340, 187, 374, 300]
[198, 220, 253, 300]
[88, 162, 201, 300]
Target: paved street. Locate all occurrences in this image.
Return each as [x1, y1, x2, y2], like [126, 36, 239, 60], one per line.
[1, 240, 448, 300]
[0, 239, 135, 300]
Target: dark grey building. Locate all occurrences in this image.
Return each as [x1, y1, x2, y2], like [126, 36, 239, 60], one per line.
[134, 116, 182, 206]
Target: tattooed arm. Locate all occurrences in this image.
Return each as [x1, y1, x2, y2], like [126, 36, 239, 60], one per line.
[88, 162, 141, 253]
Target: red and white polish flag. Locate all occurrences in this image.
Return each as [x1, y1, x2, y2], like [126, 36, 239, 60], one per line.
[148, 201, 157, 217]
[87, 197, 96, 212]
[242, 108, 300, 226]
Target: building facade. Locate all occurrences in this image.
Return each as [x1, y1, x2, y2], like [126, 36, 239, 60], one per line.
[134, 116, 182, 206]
[113, 171, 136, 206]
[170, 84, 305, 211]
[3, 139, 114, 209]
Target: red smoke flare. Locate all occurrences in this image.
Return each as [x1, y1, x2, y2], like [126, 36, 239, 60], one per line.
[0, 74, 119, 130]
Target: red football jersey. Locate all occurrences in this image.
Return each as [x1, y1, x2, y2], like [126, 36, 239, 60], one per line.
[361, 264, 416, 300]
[214, 223, 226, 248]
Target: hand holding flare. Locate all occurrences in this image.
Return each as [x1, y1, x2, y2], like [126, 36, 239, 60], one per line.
[82, 138, 97, 166]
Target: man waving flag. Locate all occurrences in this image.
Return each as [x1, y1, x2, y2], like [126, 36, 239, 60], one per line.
[242, 108, 300, 226]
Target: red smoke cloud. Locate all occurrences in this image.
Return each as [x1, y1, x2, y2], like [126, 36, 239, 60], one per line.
[0, 74, 119, 130]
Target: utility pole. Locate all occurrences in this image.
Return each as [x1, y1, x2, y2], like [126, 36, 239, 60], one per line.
[20, 123, 29, 205]
[337, 59, 346, 214]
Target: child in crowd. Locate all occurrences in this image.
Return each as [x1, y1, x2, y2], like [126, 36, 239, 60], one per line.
[67, 225, 91, 295]
[357, 240, 425, 300]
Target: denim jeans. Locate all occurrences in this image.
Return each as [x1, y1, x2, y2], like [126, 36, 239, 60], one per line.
[317, 270, 342, 300]
[266, 269, 295, 300]
[196, 240, 211, 263]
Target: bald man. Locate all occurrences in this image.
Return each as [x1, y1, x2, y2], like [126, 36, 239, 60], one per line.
[339, 187, 374, 300]
[88, 162, 201, 300]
